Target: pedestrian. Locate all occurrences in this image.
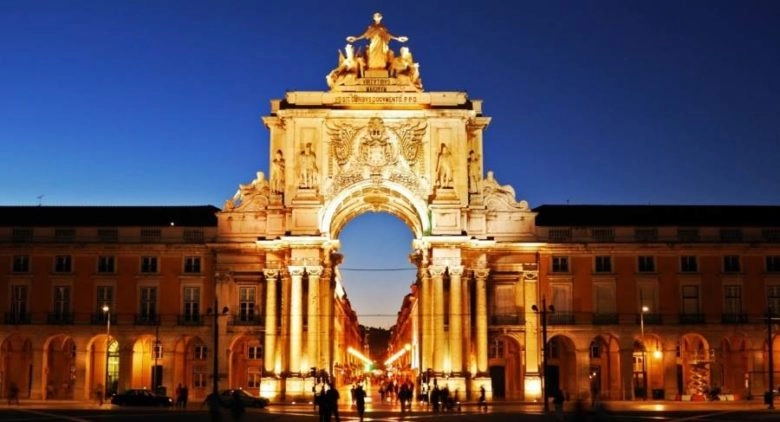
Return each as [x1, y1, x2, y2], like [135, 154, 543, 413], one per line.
[95, 383, 104, 406]
[204, 391, 222, 422]
[182, 384, 189, 408]
[326, 382, 341, 422]
[317, 386, 330, 422]
[176, 383, 183, 408]
[229, 390, 245, 421]
[553, 389, 565, 421]
[8, 382, 20, 405]
[478, 385, 487, 411]
[354, 384, 366, 422]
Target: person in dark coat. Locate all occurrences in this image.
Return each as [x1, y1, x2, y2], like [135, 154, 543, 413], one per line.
[354, 384, 367, 421]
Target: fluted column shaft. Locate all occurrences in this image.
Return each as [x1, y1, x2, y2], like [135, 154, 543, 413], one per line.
[420, 266, 432, 372]
[474, 268, 490, 374]
[449, 266, 464, 373]
[263, 269, 279, 374]
[288, 266, 305, 374]
[319, 268, 332, 373]
[429, 266, 446, 372]
[306, 266, 322, 370]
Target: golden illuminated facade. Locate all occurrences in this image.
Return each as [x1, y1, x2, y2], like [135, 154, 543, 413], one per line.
[2, 13, 780, 404]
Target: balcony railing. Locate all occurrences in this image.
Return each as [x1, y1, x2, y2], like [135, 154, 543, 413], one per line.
[678, 313, 705, 324]
[4, 312, 31, 325]
[491, 314, 523, 325]
[592, 313, 619, 325]
[47, 312, 74, 325]
[230, 314, 261, 326]
[90, 312, 117, 325]
[134, 313, 160, 326]
[721, 313, 748, 324]
[177, 314, 203, 326]
[636, 313, 663, 325]
[548, 313, 576, 325]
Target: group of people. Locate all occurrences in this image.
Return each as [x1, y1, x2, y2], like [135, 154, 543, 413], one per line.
[174, 383, 190, 408]
[315, 382, 341, 422]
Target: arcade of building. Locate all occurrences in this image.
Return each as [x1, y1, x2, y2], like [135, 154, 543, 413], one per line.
[2, 14, 780, 404]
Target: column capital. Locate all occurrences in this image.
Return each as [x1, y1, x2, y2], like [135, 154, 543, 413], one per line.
[263, 269, 280, 279]
[448, 265, 464, 277]
[428, 265, 447, 278]
[522, 270, 539, 282]
[288, 266, 305, 277]
[473, 268, 490, 280]
[305, 266, 323, 277]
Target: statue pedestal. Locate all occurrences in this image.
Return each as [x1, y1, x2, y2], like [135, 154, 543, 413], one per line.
[430, 188, 462, 235]
[291, 188, 322, 235]
[364, 69, 389, 78]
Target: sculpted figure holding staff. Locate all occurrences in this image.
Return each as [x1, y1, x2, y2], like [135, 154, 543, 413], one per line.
[347, 12, 408, 69]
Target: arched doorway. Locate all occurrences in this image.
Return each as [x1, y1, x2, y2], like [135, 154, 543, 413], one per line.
[719, 335, 749, 398]
[1, 335, 32, 398]
[229, 335, 264, 395]
[131, 335, 162, 391]
[43, 335, 76, 399]
[677, 333, 710, 398]
[89, 334, 119, 400]
[546, 335, 576, 399]
[587, 335, 620, 400]
[487, 335, 522, 399]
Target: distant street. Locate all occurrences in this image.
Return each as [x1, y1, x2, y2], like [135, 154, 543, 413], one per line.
[0, 400, 779, 421]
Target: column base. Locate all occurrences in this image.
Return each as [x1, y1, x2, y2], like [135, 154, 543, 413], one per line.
[284, 376, 318, 403]
[523, 372, 543, 402]
[261, 377, 283, 402]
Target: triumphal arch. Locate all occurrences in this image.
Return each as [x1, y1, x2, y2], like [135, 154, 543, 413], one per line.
[215, 13, 540, 399]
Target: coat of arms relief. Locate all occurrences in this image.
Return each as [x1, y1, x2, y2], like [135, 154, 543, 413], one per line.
[323, 117, 428, 199]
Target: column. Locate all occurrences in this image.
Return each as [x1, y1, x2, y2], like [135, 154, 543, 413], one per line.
[263, 269, 279, 374]
[419, 265, 432, 373]
[523, 270, 541, 399]
[288, 266, 305, 374]
[429, 265, 446, 372]
[31, 347, 44, 399]
[74, 346, 88, 399]
[319, 268, 332, 373]
[474, 268, 489, 374]
[306, 266, 322, 370]
[449, 266, 464, 373]
[462, 272, 472, 374]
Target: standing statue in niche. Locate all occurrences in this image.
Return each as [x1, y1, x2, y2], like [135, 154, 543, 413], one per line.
[346, 12, 408, 70]
[435, 143, 454, 188]
[297, 142, 319, 189]
[270, 149, 285, 194]
[467, 150, 482, 193]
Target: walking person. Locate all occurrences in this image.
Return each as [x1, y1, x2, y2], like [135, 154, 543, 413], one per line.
[478, 385, 487, 411]
[317, 385, 330, 422]
[326, 382, 341, 422]
[95, 383, 104, 406]
[553, 389, 566, 421]
[354, 384, 366, 422]
[175, 383, 183, 408]
[229, 389, 245, 421]
[8, 382, 20, 405]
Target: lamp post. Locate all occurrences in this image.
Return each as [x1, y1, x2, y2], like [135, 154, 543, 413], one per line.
[640, 306, 649, 399]
[208, 298, 229, 396]
[532, 297, 555, 412]
[102, 305, 110, 399]
[767, 308, 777, 409]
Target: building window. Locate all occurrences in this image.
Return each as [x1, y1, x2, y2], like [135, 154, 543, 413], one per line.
[12, 255, 30, 273]
[98, 256, 115, 273]
[54, 255, 72, 273]
[589, 341, 601, 359]
[762, 229, 780, 243]
[183, 287, 200, 322]
[193, 366, 207, 388]
[184, 256, 201, 274]
[140, 229, 161, 242]
[238, 287, 256, 322]
[97, 228, 118, 242]
[194, 344, 208, 360]
[632, 353, 645, 372]
[551, 256, 569, 273]
[723, 255, 741, 273]
[634, 228, 658, 242]
[489, 339, 505, 359]
[55, 228, 75, 242]
[183, 230, 204, 242]
[11, 228, 33, 242]
[594, 256, 612, 273]
[681, 285, 700, 314]
[140, 287, 157, 320]
[766, 256, 780, 273]
[97, 286, 114, 316]
[548, 229, 572, 242]
[677, 228, 700, 242]
[11, 285, 28, 319]
[141, 256, 158, 273]
[680, 256, 698, 273]
[637, 256, 655, 273]
[53, 286, 71, 316]
[591, 228, 614, 242]
[593, 282, 616, 315]
[719, 229, 742, 242]
[769, 285, 780, 315]
[724, 285, 742, 315]
[247, 371, 261, 388]
[247, 345, 262, 360]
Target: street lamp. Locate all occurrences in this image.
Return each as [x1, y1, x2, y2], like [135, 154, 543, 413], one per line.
[207, 299, 230, 396]
[767, 308, 778, 409]
[102, 305, 110, 400]
[640, 306, 649, 399]
[532, 298, 555, 412]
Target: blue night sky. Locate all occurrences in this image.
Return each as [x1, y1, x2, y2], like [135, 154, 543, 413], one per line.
[2, 1, 778, 328]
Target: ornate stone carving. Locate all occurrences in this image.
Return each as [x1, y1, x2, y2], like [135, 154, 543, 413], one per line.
[428, 265, 446, 278]
[435, 142, 454, 188]
[357, 117, 397, 171]
[388, 119, 427, 165]
[325, 121, 359, 167]
[296, 143, 319, 189]
[346, 12, 408, 70]
[270, 149, 285, 194]
[481, 170, 529, 211]
[225, 171, 270, 211]
[468, 150, 482, 194]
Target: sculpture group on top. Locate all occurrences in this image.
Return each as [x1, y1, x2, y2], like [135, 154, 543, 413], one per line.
[326, 12, 422, 91]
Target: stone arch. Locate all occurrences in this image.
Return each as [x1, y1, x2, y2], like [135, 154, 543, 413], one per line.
[587, 334, 620, 400]
[677, 333, 711, 398]
[131, 335, 160, 390]
[41, 334, 76, 399]
[717, 334, 750, 398]
[172, 335, 209, 401]
[321, 180, 429, 239]
[547, 334, 577, 400]
[85, 334, 118, 400]
[228, 334, 264, 393]
[487, 333, 523, 400]
[633, 333, 664, 399]
[1, 334, 32, 398]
